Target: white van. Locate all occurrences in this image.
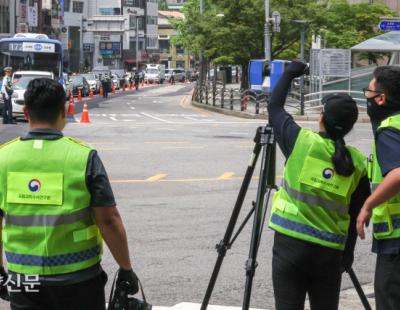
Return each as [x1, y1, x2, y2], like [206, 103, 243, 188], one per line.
[11, 71, 53, 115]
[145, 64, 165, 84]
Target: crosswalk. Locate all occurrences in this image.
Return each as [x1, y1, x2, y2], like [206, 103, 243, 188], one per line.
[80, 112, 264, 125]
[153, 303, 265, 310]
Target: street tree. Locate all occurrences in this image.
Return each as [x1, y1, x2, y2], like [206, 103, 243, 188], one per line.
[175, 0, 395, 89]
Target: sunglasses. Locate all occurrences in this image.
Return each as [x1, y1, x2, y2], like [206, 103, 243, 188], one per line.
[362, 88, 383, 98]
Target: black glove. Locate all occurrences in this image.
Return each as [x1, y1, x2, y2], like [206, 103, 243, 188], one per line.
[340, 250, 354, 273]
[285, 61, 309, 79]
[0, 267, 10, 301]
[117, 269, 139, 295]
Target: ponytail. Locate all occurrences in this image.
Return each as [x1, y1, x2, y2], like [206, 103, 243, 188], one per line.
[331, 138, 355, 176]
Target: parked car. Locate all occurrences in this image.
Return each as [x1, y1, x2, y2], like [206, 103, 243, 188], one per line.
[145, 64, 166, 84]
[11, 71, 54, 116]
[82, 73, 101, 93]
[70, 75, 90, 97]
[165, 68, 186, 83]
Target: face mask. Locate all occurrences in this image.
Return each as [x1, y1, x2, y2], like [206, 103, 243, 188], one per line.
[366, 96, 398, 122]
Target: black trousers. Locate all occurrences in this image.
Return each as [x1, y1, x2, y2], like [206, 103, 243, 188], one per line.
[272, 232, 343, 310]
[10, 271, 107, 310]
[375, 253, 400, 310]
[2, 95, 13, 124]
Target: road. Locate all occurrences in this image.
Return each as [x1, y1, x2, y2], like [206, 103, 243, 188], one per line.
[0, 84, 376, 309]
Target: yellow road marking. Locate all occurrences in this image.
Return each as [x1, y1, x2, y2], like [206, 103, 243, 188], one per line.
[217, 172, 235, 180]
[146, 174, 167, 182]
[144, 141, 188, 144]
[98, 148, 129, 151]
[110, 175, 283, 184]
[163, 146, 205, 150]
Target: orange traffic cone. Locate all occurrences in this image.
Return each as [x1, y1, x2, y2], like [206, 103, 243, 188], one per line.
[67, 95, 75, 115]
[141, 80, 144, 87]
[154, 80, 158, 86]
[122, 84, 126, 92]
[80, 101, 90, 123]
[69, 90, 75, 104]
[99, 86, 104, 97]
[77, 89, 82, 102]
[89, 88, 94, 99]
[185, 78, 189, 84]
[146, 80, 150, 87]
[111, 84, 115, 94]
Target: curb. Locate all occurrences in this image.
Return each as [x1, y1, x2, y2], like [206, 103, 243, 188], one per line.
[191, 101, 371, 123]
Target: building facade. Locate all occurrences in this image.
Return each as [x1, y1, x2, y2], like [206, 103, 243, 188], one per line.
[158, 10, 191, 70]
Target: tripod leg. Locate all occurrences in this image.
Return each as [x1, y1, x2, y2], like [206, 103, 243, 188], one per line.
[347, 268, 372, 310]
[243, 130, 276, 310]
[200, 129, 264, 310]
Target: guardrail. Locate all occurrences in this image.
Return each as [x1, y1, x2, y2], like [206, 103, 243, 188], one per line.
[192, 82, 269, 115]
[192, 83, 366, 117]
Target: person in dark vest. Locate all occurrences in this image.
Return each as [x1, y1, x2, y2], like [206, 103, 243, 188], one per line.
[0, 78, 139, 310]
[268, 61, 371, 310]
[357, 66, 400, 310]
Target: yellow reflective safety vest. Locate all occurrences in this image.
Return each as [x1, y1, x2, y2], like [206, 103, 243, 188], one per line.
[269, 129, 367, 250]
[0, 137, 102, 275]
[371, 114, 400, 240]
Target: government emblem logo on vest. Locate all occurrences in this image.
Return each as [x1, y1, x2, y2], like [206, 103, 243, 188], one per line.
[322, 168, 334, 180]
[28, 179, 41, 192]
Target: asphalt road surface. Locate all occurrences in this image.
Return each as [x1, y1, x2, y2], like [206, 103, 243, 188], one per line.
[0, 84, 376, 309]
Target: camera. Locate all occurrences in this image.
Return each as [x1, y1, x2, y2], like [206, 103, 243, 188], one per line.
[125, 297, 152, 310]
[109, 281, 152, 310]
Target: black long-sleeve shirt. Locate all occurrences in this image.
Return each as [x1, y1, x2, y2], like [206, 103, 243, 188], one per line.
[267, 71, 371, 256]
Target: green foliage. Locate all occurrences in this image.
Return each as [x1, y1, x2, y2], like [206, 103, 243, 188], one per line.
[159, 0, 168, 10]
[174, 0, 397, 87]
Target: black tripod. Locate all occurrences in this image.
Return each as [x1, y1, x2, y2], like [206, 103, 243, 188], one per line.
[200, 124, 372, 310]
[201, 124, 277, 310]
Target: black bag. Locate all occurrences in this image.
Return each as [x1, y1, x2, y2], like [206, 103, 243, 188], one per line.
[5, 86, 13, 96]
[108, 272, 152, 310]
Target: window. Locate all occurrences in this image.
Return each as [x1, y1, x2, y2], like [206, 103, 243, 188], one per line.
[124, 0, 145, 7]
[137, 16, 145, 30]
[99, 7, 120, 15]
[72, 1, 84, 13]
[129, 15, 137, 29]
[159, 40, 169, 52]
[64, 0, 70, 12]
[146, 16, 157, 25]
[146, 37, 158, 49]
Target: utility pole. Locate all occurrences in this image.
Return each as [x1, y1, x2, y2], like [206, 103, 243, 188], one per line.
[136, 16, 140, 71]
[80, 15, 84, 72]
[199, 0, 204, 88]
[265, 0, 271, 61]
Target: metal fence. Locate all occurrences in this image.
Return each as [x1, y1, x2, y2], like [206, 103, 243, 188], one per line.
[192, 82, 269, 115]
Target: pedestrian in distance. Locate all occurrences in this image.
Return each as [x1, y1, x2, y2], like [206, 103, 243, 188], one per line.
[1, 67, 16, 124]
[101, 75, 109, 98]
[170, 71, 176, 85]
[0, 78, 139, 310]
[356, 66, 400, 310]
[268, 61, 371, 310]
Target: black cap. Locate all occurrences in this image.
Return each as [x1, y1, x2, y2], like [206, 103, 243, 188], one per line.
[321, 93, 358, 138]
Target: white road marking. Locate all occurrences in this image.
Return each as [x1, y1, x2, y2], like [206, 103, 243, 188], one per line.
[141, 112, 173, 123]
[110, 117, 118, 121]
[130, 107, 136, 110]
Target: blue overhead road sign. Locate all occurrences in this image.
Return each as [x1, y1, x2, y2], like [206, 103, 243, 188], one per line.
[378, 20, 400, 31]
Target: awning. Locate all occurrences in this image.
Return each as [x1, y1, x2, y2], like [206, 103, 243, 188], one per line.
[351, 31, 400, 52]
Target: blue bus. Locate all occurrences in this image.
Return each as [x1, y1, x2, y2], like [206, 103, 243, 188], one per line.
[0, 33, 64, 84]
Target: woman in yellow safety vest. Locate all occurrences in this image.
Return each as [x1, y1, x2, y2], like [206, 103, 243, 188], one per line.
[267, 61, 371, 310]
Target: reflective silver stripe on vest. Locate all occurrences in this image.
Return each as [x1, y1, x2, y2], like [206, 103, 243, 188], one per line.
[5, 208, 92, 227]
[371, 183, 379, 192]
[281, 179, 348, 215]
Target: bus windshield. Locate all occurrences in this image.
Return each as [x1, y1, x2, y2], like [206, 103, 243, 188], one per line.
[0, 41, 62, 81]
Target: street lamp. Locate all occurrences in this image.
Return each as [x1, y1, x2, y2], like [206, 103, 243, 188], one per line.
[293, 19, 309, 115]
